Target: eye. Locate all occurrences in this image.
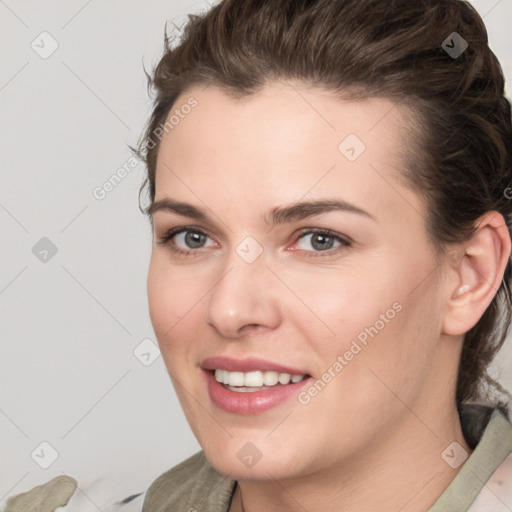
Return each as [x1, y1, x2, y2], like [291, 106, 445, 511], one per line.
[292, 228, 351, 255]
[157, 227, 216, 255]
[157, 226, 351, 258]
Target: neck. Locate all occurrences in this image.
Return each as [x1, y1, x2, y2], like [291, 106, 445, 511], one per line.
[231, 405, 471, 512]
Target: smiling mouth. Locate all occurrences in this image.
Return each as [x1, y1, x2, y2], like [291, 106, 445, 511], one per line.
[212, 369, 310, 392]
[203, 368, 313, 414]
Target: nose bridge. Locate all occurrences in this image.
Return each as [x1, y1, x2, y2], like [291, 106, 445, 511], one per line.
[205, 245, 280, 337]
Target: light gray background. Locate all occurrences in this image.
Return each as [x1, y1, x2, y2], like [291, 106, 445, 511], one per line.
[1, 0, 511, 502]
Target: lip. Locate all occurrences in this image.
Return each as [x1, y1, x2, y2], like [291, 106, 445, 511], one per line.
[203, 369, 312, 415]
[201, 356, 312, 415]
[201, 356, 309, 375]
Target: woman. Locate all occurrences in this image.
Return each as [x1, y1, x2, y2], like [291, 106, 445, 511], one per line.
[139, 0, 512, 510]
[4, 0, 511, 510]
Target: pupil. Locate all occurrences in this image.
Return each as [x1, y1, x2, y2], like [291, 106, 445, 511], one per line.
[185, 232, 205, 248]
[312, 234, 333, 251]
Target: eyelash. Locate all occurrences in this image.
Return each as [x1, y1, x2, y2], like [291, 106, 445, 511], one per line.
[156, 226, 352, 258]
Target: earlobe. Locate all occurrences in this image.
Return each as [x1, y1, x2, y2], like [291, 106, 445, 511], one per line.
[442, 211, 511, 336]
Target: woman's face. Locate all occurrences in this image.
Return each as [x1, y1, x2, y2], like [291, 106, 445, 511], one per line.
[147, 82, 455, 480]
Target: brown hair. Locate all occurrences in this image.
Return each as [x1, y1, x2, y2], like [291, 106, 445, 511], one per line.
[133, 0, 512, 410]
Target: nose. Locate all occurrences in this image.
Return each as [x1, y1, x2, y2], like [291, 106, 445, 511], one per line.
[205, 255, 281, 339]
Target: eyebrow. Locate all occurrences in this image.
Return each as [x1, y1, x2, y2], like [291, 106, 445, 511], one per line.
[147, 197, 377, 226]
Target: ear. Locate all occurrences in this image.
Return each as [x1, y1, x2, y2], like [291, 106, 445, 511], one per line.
[442, 211, 511, 336]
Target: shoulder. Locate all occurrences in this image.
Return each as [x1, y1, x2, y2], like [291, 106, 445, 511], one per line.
[1, 475, 145, 512]
[431, 404, 512, 511]
[141, 450, 236, 512]
[469, 452, 512, 511]
[463, 405, 512, 511]
[0, 452, 234, 512]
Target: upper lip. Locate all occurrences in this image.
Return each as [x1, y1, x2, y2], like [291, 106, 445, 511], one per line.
[201, 356, 310, 375]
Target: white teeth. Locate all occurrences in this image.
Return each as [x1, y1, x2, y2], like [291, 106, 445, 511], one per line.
[214, 369, 307, 387]
[245, 371, 263, 387]
[263, 371, 279, 386]
[278, 372, 291, 384]
[228, 371, 245, 387]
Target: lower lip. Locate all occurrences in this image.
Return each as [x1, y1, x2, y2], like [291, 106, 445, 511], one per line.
[204, 370, 312, 415]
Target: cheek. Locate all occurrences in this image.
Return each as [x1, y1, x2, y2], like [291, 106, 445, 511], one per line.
[147, 257, 217, 384]
[147, 262, 173, 338]
[330, 280, 441, 414]
[147, 262, 193, 371]
[284, 267, 392, 355]
[147, 257, 204, 337]
[299, 254, 438, 380]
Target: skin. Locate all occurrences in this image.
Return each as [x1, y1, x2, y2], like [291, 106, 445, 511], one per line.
[147, 81, 511, 512]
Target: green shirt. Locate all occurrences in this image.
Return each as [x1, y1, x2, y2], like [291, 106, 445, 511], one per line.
[141, 404, 512, 511]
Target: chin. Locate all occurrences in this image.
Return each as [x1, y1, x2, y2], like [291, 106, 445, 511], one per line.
[200, 438, 307, 482]
[209, 455, 297, 481]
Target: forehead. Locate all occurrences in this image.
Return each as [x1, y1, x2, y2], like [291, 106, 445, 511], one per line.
[153, 81, 424, 227]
